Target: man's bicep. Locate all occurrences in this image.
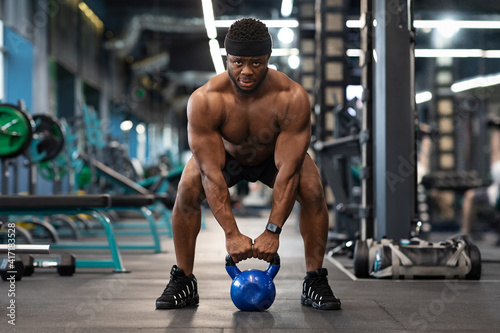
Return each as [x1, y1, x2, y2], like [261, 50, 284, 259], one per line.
[189, 124, 226, 172]
[187, 96, 226, 173]
[275, 92, 311, 171]
[274, 126, 310, 172]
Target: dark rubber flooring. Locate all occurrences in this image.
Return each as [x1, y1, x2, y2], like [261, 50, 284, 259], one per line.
[1, 209, 500, 332]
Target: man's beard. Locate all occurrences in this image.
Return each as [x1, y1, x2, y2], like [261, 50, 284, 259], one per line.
[228, 67, 268, 97]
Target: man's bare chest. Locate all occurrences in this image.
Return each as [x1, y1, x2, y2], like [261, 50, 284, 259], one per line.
[219, 105, 281, 146]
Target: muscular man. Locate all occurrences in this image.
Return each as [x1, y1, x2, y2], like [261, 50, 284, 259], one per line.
[461, 120, 500, 237]
[156, 18, 341, 311]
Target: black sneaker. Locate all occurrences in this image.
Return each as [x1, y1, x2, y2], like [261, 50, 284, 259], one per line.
[301, 268, 341, 310]
[156, 265, 199, 309]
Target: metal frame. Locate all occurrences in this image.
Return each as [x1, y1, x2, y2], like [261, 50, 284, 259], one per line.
[372, 0, 415, 240]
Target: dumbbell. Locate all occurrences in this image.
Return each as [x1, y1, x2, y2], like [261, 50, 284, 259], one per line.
[22, 253, 76, 277]
[487, 116, 500, 129]
[0, 256, 25, 281]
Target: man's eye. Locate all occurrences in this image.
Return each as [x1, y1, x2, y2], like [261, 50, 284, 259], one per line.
[253, 62, 260, 66]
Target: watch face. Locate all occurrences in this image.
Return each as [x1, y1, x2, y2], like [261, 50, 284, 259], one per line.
[267, 223, 280, 233]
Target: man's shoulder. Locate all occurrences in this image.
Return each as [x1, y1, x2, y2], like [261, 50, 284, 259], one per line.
[191, 73, 229, 103]
[268, 69, 305, 95]
[201, 72, 230, 93]
[188, 74, 229, 120]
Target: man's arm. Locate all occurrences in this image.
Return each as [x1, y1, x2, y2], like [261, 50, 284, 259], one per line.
[187, 91, 253, 262]
[253, 86, 311, 261]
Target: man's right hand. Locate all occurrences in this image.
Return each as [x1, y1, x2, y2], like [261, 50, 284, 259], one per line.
[226, 231, 253, 263]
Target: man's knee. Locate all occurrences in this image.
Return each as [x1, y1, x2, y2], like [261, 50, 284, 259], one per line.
[175, 171, 205, 212]
[464, 188, 476, 203]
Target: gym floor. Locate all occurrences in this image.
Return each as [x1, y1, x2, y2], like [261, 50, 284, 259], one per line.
[1, 210, 500, 332]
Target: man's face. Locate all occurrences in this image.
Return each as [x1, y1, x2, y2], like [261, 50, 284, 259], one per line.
[227, 54, 270, 96]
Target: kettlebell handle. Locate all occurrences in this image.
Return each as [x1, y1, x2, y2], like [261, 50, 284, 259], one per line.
[225, 253, 281, 267]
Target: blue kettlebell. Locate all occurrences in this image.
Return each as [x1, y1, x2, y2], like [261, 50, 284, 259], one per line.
[225, 253, 280, 311]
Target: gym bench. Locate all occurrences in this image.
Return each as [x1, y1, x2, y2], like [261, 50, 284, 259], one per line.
[80, 154, 198, 237]
[0, 194, 129, 272]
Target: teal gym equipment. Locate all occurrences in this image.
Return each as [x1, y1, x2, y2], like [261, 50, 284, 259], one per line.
[0, 195, 128, 272]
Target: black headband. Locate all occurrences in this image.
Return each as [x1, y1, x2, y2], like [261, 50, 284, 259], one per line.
[224, 36, 272, 57]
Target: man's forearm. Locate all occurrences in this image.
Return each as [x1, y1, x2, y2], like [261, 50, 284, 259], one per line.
[201, 173, 239, 235]
[268, 170, 300, 227]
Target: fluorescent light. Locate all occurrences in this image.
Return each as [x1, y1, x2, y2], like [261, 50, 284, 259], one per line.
[219, 48, 300, 57]
[451, 73, 500, 93]
[415, 49, 497, 58]
[209, 39, 225, 74]
[201, 0, 217, 39]
[437, 20, 460, 38]
[281, 0, 294, 17]
[414, 20, 500, 30]
[215, 19, 299, 28]
[346, 48, 500, 58]
[415, 91, 432, 104]
[201, 0, 224, 73]
[288, 55, 300, 69]
[346, 49, 362, 57]
[346, 20, 363, 28]
[347, 19, 500, 30]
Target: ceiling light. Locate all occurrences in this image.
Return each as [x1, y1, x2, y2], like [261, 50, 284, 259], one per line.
[281, 0, 294, 17]
[209, 39, 225, 74]
[215, 20, 299, 28]
[414, 20, 500, 30]
[346, 48, 500, 58]
[278, 27, 294, 44]
[136, 123, 146, 134]
[437, 20, 459, 38]
[219, 48, 300, 57]
[201, 0, 217, 39]
[347, 19, 500, 30]
[120, 120, 133, 132]
[288, 55, 300, 69]
[415, 91, 432, 104]
[451, 73, 500, 93]
[201, 0, 225, 74]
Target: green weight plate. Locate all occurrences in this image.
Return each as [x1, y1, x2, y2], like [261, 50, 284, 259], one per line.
[30, 114, 65, 163]
[76, 165, 92, 188]
[38, 158, 68, 181]
[0, 104, 34, 158]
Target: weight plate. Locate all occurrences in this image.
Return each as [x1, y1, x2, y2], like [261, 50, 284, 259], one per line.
[30, 114, 65, 163]
[0, 104, 34, 159]
[38, 158, 69, 181]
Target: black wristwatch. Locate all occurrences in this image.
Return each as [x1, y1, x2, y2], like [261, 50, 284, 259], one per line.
[266, 222, 282, 234]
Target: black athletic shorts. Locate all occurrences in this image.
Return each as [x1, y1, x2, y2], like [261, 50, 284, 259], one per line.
[222, 152, 278, 188]
[473, 187, 490, 207]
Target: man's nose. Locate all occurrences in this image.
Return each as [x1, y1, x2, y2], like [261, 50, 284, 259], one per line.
[241, 64, 253, 76]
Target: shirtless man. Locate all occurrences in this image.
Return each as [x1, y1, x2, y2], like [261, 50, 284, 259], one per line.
[156, 18, 341, 311]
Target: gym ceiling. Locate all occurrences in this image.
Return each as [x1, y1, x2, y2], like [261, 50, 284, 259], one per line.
[91, 0, 500, 105]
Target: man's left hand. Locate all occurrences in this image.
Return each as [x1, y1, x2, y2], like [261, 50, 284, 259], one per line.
[252, 231, 279, 262]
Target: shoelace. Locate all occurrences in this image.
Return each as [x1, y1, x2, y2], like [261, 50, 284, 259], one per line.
[306, 277, 334, 297]
[162, 275, 187, 297]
